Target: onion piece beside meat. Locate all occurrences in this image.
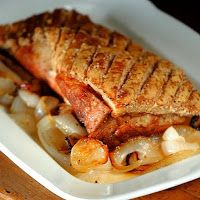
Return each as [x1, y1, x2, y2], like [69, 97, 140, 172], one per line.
[10, 95, 33, 114]
[161, 141, 199, 156]
[0, 77, 16, 96]
[93, 157, 113, 171]
[0, 94, 14, 106]
[53, 113, 87, 138]
[37, 115, 66, 151]
[110, 137, 164, 172]
[37, 115, 74, 172]
[174, 125, 200, 143]
[18, 89, 40, 108]
[35, 96, 59, 119]
[162, 126, 185, 142]
[70, 138, 109, 172]
[58, 103, 72, 114]
[161, 126, 200, 156]
[0, 61, 22, 84]
[10, 112, 37, 138]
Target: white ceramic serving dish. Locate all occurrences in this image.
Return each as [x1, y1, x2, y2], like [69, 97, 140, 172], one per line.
[0, 0, 200, 199]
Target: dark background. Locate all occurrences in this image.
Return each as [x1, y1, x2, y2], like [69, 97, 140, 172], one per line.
[150, 1, 200, 34]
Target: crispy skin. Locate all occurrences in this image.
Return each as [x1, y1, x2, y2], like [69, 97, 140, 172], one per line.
[0, 9, 199, 148]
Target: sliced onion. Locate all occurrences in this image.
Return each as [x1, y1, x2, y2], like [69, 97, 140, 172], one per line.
[18, 89, 40, 108]
[35, 96, 59, 119]
[70, 138, 109, 172]
[10, 113, 37, 138]
[37, 115, 66, 150]
[110, 137, 164, 172]
[161, 126, 200, 156]
[10, 95, 33, 114]
[76, 165, 135, 184]
[144, 149, 200, 177]
[0, 61, 22, 84]
[174, 125, 200, 143]
[93, 157, 112, 171]
[37, 115, 74, 172]
[0, 94, 14, 106]
[161, 141, 199, 156]
[0, 77, 16, 96]
[53, 113, 87, 138]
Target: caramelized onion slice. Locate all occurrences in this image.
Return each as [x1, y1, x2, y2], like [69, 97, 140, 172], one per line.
[35, 96, 59, 119]
[161, 126, 200, 156]
[18, 89, 40, 108]
[93, 158, 113, 171]
[70, 138, 109, 172]
[163, 126, 185, 142]
[161, 141, 199, 156]
[53, 113, 87, 138]
[0, 94, 14, 106]
[110, 137, 164, 172]
[37, 115, 75, 172]
[0, 61, 22, 84]
[174, 125, 200, 143]
[58, 103, 72, 114]
[37, 115, 66, 151]
[10, 113, 37, 138]
[0, 77, 16, 96]
[10, 95, 33, 114]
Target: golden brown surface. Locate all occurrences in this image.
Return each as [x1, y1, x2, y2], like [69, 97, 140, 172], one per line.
[0, 152, 200, 200]
[0, 9, 200, 117]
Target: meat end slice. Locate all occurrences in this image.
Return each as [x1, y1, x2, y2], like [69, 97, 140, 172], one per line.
[56, 73, 111, 133]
